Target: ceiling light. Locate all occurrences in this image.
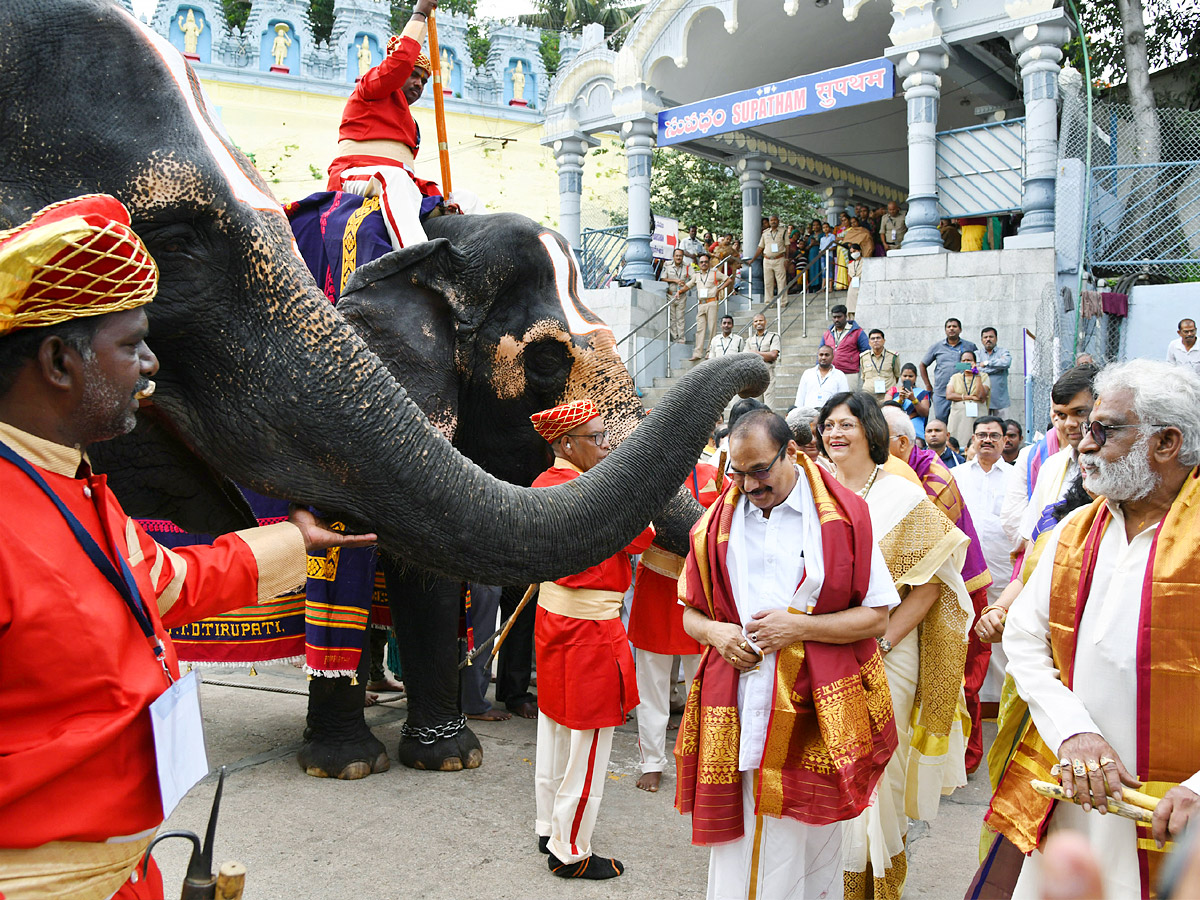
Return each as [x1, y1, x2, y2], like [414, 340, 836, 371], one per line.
[814, 0, 830, 7]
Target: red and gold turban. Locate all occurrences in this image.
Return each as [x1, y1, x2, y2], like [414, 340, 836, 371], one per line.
[0, 194, 157, 336]
[530, 399, 599, 444]
[386, 35, 432, 76]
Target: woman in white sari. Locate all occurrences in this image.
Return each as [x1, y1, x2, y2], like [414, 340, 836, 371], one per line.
[816, 392, 974, 900]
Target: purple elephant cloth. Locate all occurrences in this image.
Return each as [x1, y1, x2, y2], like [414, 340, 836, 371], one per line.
[285, 191, 393, 305]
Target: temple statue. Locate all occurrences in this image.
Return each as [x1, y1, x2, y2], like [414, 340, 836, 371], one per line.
[511, 60, 525, 101]
[271, 23, 292, 68]
[441, 48, 451, 80]
[177, 9, 204, 55]
[358, 36, 372, 77]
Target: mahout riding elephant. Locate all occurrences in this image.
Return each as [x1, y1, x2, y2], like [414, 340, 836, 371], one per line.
[0, 0, 769, 770]
[285, 198, 726, 774]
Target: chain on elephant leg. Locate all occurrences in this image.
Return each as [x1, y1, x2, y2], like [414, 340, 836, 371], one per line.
[397, 714, 483, 771]
[298, 675, 390, 780]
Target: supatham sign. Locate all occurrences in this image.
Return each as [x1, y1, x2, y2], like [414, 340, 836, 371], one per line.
[657, 57, 894, 147]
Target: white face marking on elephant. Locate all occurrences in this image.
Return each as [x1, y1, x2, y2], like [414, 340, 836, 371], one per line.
[537, 233, 609, 337]
[123, 9, 303, 258]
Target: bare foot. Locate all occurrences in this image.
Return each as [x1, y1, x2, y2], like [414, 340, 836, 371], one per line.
[636, 772, 662, 792]
[466, 706, 513, 721]
[365, 676, 405, 693]
[509, 700, 538, 719]
[666, 717, 679, 732]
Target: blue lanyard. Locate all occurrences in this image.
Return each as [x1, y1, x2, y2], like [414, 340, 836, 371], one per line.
[0, 439, 172, 682]
[691, 466, 700, 498]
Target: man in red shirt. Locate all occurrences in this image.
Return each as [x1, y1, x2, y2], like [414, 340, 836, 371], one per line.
[529, 400, 654, 880]
[627, 460, 723, 793]
[327, 0, 459, 249]
[0, 195, 372, 899]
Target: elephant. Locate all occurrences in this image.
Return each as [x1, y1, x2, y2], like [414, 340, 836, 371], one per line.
[284, 198, 727, 775]
[0, 0, 770, 771]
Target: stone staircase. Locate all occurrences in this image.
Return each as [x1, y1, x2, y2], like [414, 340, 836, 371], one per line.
[639, 287, 850, 414]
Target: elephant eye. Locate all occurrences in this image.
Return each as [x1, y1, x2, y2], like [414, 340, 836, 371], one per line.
[140, 223, 202, 258]
[525, 340, 566, 376]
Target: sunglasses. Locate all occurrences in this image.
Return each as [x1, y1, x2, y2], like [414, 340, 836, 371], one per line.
[729, 444, 787, 482]
[1085, 420, 1169, 447]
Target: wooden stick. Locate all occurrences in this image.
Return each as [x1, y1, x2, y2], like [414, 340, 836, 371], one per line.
[424, 14, 453, 197]
[1030, 780, 1154, 824]
[458, 584, 538, 670]
[215, 861, 246, 900]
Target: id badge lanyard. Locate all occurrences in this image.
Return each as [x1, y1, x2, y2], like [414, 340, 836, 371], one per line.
[0, 440, 173, 684]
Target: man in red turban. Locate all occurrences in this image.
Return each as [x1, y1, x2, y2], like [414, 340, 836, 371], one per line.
[528, 400, 654, 880]
[0, 195, 373, 899]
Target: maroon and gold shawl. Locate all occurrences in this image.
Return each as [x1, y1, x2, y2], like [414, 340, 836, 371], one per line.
[674, 454, 897, 845]
[986, 468, 1200, 896]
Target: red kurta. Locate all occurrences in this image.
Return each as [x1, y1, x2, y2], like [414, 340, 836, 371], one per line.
[0, 424, 306, 849]
[337, 35, 423, 151]
[627, 463, 724, 655]
[532, 459, 654, 730]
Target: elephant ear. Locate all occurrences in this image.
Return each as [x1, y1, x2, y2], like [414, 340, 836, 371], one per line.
[90, 409, 256, 535]
[344, 238, 481, 336]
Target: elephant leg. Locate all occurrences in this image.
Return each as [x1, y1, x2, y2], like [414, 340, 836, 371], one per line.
[382, 558, 483, 772]
[298, 636, 390, 780]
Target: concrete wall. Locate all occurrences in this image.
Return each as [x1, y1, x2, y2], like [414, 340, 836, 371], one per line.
[1121, 282, 1200, 362]
[853, 247, 1057, 427]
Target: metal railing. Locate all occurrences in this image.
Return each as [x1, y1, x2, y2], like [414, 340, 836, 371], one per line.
[579, 225, 627, 289]
[935, 118, 1025, 218]
[1087, 160, 1200, 271]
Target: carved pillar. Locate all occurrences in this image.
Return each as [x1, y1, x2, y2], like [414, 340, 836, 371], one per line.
[552, 134, 597, 249]
[739, 156, 769, 300]
[621, 116, 657, 281]
[895, 44, 949, 252]
[823, 182, 850, 225]
[1009, 19, 1069, 236]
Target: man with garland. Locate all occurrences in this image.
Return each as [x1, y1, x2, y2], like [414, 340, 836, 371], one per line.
[0, 195, 372, 899]
[990, 360, 1200, 897]
[529, 400, 654, 880]
[676, 408, 900, 898]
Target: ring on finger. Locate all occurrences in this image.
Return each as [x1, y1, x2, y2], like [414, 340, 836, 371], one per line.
[1086, 759, 1100, 773]
[1099, 756, 1115, 767]
[1073, 760, 1087, 777]
[1050, 763, 1062, 776]
[738, 640, 748, 651]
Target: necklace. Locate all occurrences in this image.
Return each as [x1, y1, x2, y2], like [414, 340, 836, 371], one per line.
[857, 465, 881, 499]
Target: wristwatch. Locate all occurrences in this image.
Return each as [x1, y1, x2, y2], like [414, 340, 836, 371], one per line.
[876, 636, 892, 654]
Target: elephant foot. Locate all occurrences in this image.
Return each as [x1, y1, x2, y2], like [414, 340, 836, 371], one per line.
[298, 731, 391, 780]
[397, 715, 482, 771]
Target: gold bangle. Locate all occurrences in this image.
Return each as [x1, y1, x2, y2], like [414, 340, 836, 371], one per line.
[980, 605, 1007, 619]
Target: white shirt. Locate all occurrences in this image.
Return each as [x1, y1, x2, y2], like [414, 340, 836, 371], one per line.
[1000, 443, 1034, 547]
[727, 466, 899, 770]
[955, 457, 1015, 593]
[794, 365, 849, 410]
[1166, 337, 1200, 375]
[1005, 502, 1200, 896]
[1018, 447, 1077, 541]
[708, 333, 745, 359]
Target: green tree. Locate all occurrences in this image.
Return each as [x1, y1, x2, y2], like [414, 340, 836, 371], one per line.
[650, 148, 819, 236]
[466, 23, 492, 69]
[519, 0, 643, 42]
[308, 0, 335, 44]
[539, 31, 561, 79]
[390, 0, 478, 32]
[220, 0, 251, 31]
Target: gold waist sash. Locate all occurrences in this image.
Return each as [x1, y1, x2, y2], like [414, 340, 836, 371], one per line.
[336, 138, 416, 165]
[0, 833, 154, 900]
[640, 544, 684, 580]
[538, 582, 623, 620]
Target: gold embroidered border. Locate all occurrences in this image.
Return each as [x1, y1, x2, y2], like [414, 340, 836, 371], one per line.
[697, 705, 740, 785]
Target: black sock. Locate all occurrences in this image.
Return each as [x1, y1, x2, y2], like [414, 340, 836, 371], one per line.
[547, 853, 624, 879]
[538, 835, 549, 854]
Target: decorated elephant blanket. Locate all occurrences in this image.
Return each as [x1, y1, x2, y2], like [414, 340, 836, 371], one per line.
[139, 489, 380, 678]
[285, 190, 392, 305]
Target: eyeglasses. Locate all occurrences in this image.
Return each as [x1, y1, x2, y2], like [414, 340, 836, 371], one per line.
[818, 419, 860, 435]
[1084, 420, 1170, 448]
[728, 444, 787, 482]
[974, 431, 1003, 443]
[567, 429, 608, 446]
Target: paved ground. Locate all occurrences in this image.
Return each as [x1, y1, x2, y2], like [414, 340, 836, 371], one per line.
[155, 664, 992, 898]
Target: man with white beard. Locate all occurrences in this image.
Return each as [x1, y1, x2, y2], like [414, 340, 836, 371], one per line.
[988, 360, 1200, 898]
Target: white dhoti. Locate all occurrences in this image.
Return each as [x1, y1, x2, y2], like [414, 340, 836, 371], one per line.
[534, 713, 614, 864]
[634, 649, 698, 774]
[707, 773, 844, 900]
[337, 164, 429, 250]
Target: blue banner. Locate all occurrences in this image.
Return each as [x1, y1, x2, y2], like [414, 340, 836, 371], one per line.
[657, 57, 894, 147]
